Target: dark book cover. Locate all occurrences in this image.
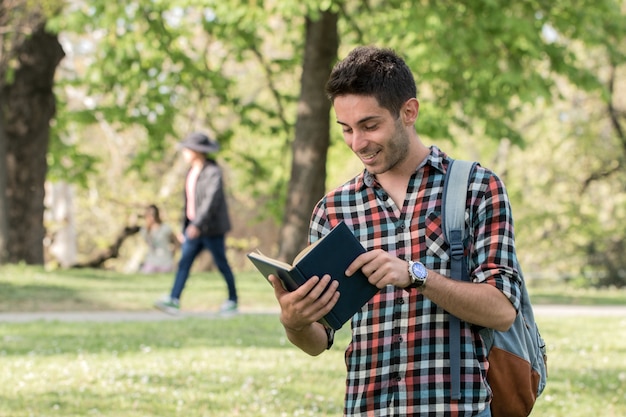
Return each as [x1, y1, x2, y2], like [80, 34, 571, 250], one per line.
[247, 221, 379, 330]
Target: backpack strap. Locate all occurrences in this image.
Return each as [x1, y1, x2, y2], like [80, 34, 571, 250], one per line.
[442, 158, 477, 401]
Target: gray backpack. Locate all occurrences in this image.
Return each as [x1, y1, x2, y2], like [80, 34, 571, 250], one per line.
[443, 159, 547, 417]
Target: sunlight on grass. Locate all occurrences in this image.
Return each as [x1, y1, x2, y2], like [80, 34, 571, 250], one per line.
[528, 279, 626, 305]
[1, 265, 625, 416]
[532, 316, 626, 416]
[0, 264, 280, 313]
[3, 348, 344, 416]
[0, 316, 346, 417]
[0, 315, 625, 417]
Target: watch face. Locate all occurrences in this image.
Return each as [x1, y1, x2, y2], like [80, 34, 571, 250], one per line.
[411, 262, 427, 280]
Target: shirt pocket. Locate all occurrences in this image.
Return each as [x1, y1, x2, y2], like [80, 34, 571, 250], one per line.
[425, 210, 450, 262]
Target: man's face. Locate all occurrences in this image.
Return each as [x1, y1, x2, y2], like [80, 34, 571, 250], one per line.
[333, 94, 409, 175]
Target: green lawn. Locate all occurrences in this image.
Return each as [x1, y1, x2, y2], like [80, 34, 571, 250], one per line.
[1, 265, 625, 416]
[526, 278, 626, 306]
[0, 264, 279, 313]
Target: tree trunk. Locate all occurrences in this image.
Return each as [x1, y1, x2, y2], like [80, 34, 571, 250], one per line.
[1, 23, 64, 264]
[278, 10, 339, 263]
[0, 117, 8, 263]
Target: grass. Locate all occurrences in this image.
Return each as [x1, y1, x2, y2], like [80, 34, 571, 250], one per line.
[0, 264, 279, 313]
[526, 278, 626, 306]
[1, 265, 625, 416]
[0, 316, 347, 417]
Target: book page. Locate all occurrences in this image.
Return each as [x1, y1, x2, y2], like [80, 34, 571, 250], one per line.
[293, 236, 324, 264]
[249, 250, 293, 271]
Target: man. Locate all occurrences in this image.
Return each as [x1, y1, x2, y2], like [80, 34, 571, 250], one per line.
[269, 46, 521, 416]
[155, 132, 238, 315]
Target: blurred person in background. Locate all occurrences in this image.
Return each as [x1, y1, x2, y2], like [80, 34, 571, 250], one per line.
[154, 132, 239, 316]
[139, 204, 177, 274]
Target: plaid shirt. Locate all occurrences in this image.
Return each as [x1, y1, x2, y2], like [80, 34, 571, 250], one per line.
[309, 146, 521, 417]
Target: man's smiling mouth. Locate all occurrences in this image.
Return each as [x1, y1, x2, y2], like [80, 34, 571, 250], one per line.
[360, 150, 380, 161]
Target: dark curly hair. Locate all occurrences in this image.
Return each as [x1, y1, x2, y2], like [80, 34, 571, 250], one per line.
[325, 46, 417, 118]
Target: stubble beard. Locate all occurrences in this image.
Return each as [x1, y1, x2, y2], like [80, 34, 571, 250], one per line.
[370, 118, 411, 175]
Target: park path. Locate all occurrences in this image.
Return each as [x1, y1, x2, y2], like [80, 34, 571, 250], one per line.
[0, 305, 624, 323]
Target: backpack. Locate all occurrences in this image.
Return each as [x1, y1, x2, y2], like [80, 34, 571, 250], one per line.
[443, 159, 548, 417]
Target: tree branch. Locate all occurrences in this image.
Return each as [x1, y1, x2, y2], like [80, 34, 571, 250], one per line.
[581, 61, 626, 192]
[72, 226, 140, 269]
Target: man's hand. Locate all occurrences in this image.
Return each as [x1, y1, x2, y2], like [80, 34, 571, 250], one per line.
[346, 249, 411, 288]
[268, 274, 340, 332]
[268, 274, 339, 356]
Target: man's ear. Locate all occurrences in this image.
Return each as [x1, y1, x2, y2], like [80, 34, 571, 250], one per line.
[401, 98, 420, 125]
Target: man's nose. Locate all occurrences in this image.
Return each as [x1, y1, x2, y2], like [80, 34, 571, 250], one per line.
[349, 131, 368, 153]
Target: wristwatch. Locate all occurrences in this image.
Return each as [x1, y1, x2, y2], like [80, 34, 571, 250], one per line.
[408, 260, 428, 288]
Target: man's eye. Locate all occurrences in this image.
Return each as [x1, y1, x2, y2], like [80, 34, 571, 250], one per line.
[364, 124, 377, 131]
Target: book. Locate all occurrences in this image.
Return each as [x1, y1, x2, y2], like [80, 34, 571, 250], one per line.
[247, 221, 379, 330]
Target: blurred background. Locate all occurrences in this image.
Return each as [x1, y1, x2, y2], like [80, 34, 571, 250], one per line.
[1, 0, 625, 289]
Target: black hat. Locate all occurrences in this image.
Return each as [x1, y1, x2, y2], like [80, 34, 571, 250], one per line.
[178, 132, 220, 154]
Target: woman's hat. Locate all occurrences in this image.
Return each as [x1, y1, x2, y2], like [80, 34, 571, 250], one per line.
[178, 132, 220, 154]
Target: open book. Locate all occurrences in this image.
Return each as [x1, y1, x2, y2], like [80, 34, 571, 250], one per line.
[247, 221, 379, 330]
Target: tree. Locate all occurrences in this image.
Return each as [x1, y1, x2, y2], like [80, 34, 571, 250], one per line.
[0, 0, 28, 263]
[278, 10, 338, 262]
[52, 1, 329, 264]
[0, 120, 7, 263]
[499, 37, 626, 287]
[277, 0, 626, 263]
[0, 1, 64, 264]
[5, 0, 624, 285]
[51, 2, 337, 264]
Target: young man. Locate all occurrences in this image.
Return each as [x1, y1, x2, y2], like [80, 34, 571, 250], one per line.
[155, 132, 238, 315]
[269, 46, 521, 416]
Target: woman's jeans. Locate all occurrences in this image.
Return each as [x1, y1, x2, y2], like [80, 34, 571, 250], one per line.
[170, 234, 238, 303]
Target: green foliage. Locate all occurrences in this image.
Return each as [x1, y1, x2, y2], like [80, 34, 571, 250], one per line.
[1, 1, 42, 84]
[342, 0, 625, 146]
[497, 56, 626, 288]
[47, 0, 626, 178]
[46, 138, 100, 187]
[47, 0, 310, 222]
[36, 0, 626, 283]
[47, 101, 100, 186]
[581, 226, 626, 288]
